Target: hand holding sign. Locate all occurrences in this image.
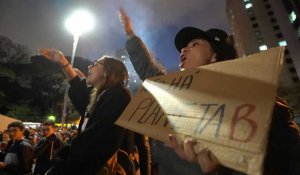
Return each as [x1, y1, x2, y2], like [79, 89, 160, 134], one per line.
[116, 47, 284, 175]
[167, 134, 220, 173]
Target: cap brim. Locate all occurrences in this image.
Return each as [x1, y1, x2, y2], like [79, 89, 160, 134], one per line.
[175, 27, 213, 52]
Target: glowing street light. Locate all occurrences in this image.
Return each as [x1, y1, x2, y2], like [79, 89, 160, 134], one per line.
[65, 10, 95, 37]
[64, 9, 95, 65]
[61, 9, 95, 127]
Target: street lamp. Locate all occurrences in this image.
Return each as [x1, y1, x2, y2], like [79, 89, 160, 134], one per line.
[61, 9, 95, 127]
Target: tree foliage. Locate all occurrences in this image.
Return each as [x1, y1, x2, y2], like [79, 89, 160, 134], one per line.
[0, 36, 92, 122]
[0, 35, 30, 64]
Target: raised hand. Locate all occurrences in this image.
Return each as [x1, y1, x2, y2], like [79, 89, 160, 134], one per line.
[38, 48, 76, 80]
[118, 8, 135, 37]
[38, 48, 68, 66]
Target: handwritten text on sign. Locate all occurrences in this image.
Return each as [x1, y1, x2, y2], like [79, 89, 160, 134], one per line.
[127, 72, 260, 144]
[116, 47, 284, 175]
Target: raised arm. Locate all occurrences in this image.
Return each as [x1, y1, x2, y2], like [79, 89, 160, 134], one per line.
[119, 9, 166, 80]
[39, 48, 77, 81]
[39, 48, 90, 116]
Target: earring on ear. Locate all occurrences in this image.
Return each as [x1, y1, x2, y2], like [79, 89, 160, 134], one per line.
[210, 56, 217, 63]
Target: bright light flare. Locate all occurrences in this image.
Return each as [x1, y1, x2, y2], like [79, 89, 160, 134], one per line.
[259, 45, 268, 51]
[65, 9, 95, 36]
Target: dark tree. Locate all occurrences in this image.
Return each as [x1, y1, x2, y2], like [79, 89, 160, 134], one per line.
[0, 35, 30, 64]
[0, 45, 92, 122]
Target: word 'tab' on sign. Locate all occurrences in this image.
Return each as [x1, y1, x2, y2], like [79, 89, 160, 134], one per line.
[116, 47, 285, 175]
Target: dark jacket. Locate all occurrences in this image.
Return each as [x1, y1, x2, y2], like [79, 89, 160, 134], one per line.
[33, 134, 63, 175]
[134, 134, 151, 175]
[2, 139, 33, 175]
[263, 97, 300, 175]
[52, 76, 131, 175]
[121, 131, 151, 175]
[126, 35, 204, 175]
[126, 36, 165, 81]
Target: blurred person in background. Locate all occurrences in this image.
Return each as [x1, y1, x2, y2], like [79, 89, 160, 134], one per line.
[0, 121, 33, 175]
[0, 130, 10, 152]
[33, 122, 63, 175]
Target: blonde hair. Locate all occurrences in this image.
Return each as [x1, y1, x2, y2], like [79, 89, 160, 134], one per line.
[86, 56, 129, 114]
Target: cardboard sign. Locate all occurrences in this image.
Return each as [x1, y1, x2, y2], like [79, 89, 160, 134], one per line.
[116, 47, 284, 175]
[0, 114, 20, 131]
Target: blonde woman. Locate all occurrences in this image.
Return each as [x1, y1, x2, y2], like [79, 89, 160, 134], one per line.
[40, 49, 131, 175]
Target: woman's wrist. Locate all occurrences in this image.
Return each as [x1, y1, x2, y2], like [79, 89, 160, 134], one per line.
[61, 62, 70, 68]
[127, 30, 135, 38]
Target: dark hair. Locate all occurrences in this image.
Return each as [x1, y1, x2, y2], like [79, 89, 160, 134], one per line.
[23, 128, 30, 139]
[212, 36, 237, 62]
[7, 121, 25, 131]
[96, 56, 129, 87]
[87, 56, 129, 115]
[43, 122, 56, 128]
[2, 130, 9, 134]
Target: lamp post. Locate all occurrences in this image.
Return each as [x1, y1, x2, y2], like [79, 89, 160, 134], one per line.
[61, 9, 95, 127]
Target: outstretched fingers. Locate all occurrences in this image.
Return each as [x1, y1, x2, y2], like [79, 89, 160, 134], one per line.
[38, 48, 64, 63]
[118, 8, 134, 36]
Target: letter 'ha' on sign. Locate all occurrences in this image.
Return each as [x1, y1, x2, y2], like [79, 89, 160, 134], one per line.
[116, 47, 285, 175]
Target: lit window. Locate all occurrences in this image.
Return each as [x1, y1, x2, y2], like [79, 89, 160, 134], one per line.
[289, 11, 297, 23]
[259, 45, 268, 51]
[245, 3, 253, 9]
[243, 0, 250, 2]
[278, 40, 287, 46]
[121, 55, 126, 58]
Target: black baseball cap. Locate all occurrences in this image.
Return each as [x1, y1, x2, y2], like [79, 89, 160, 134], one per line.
[175, 27, 236, 61]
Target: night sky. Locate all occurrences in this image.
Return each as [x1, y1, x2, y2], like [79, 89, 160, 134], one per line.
[0, 0, 229, 71]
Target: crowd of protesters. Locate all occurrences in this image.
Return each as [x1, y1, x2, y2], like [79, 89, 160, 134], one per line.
[0, 122, 80, 175]
[0, 8, 300, 175]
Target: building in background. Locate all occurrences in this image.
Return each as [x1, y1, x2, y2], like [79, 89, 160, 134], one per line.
[226, 0, 300, 116]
